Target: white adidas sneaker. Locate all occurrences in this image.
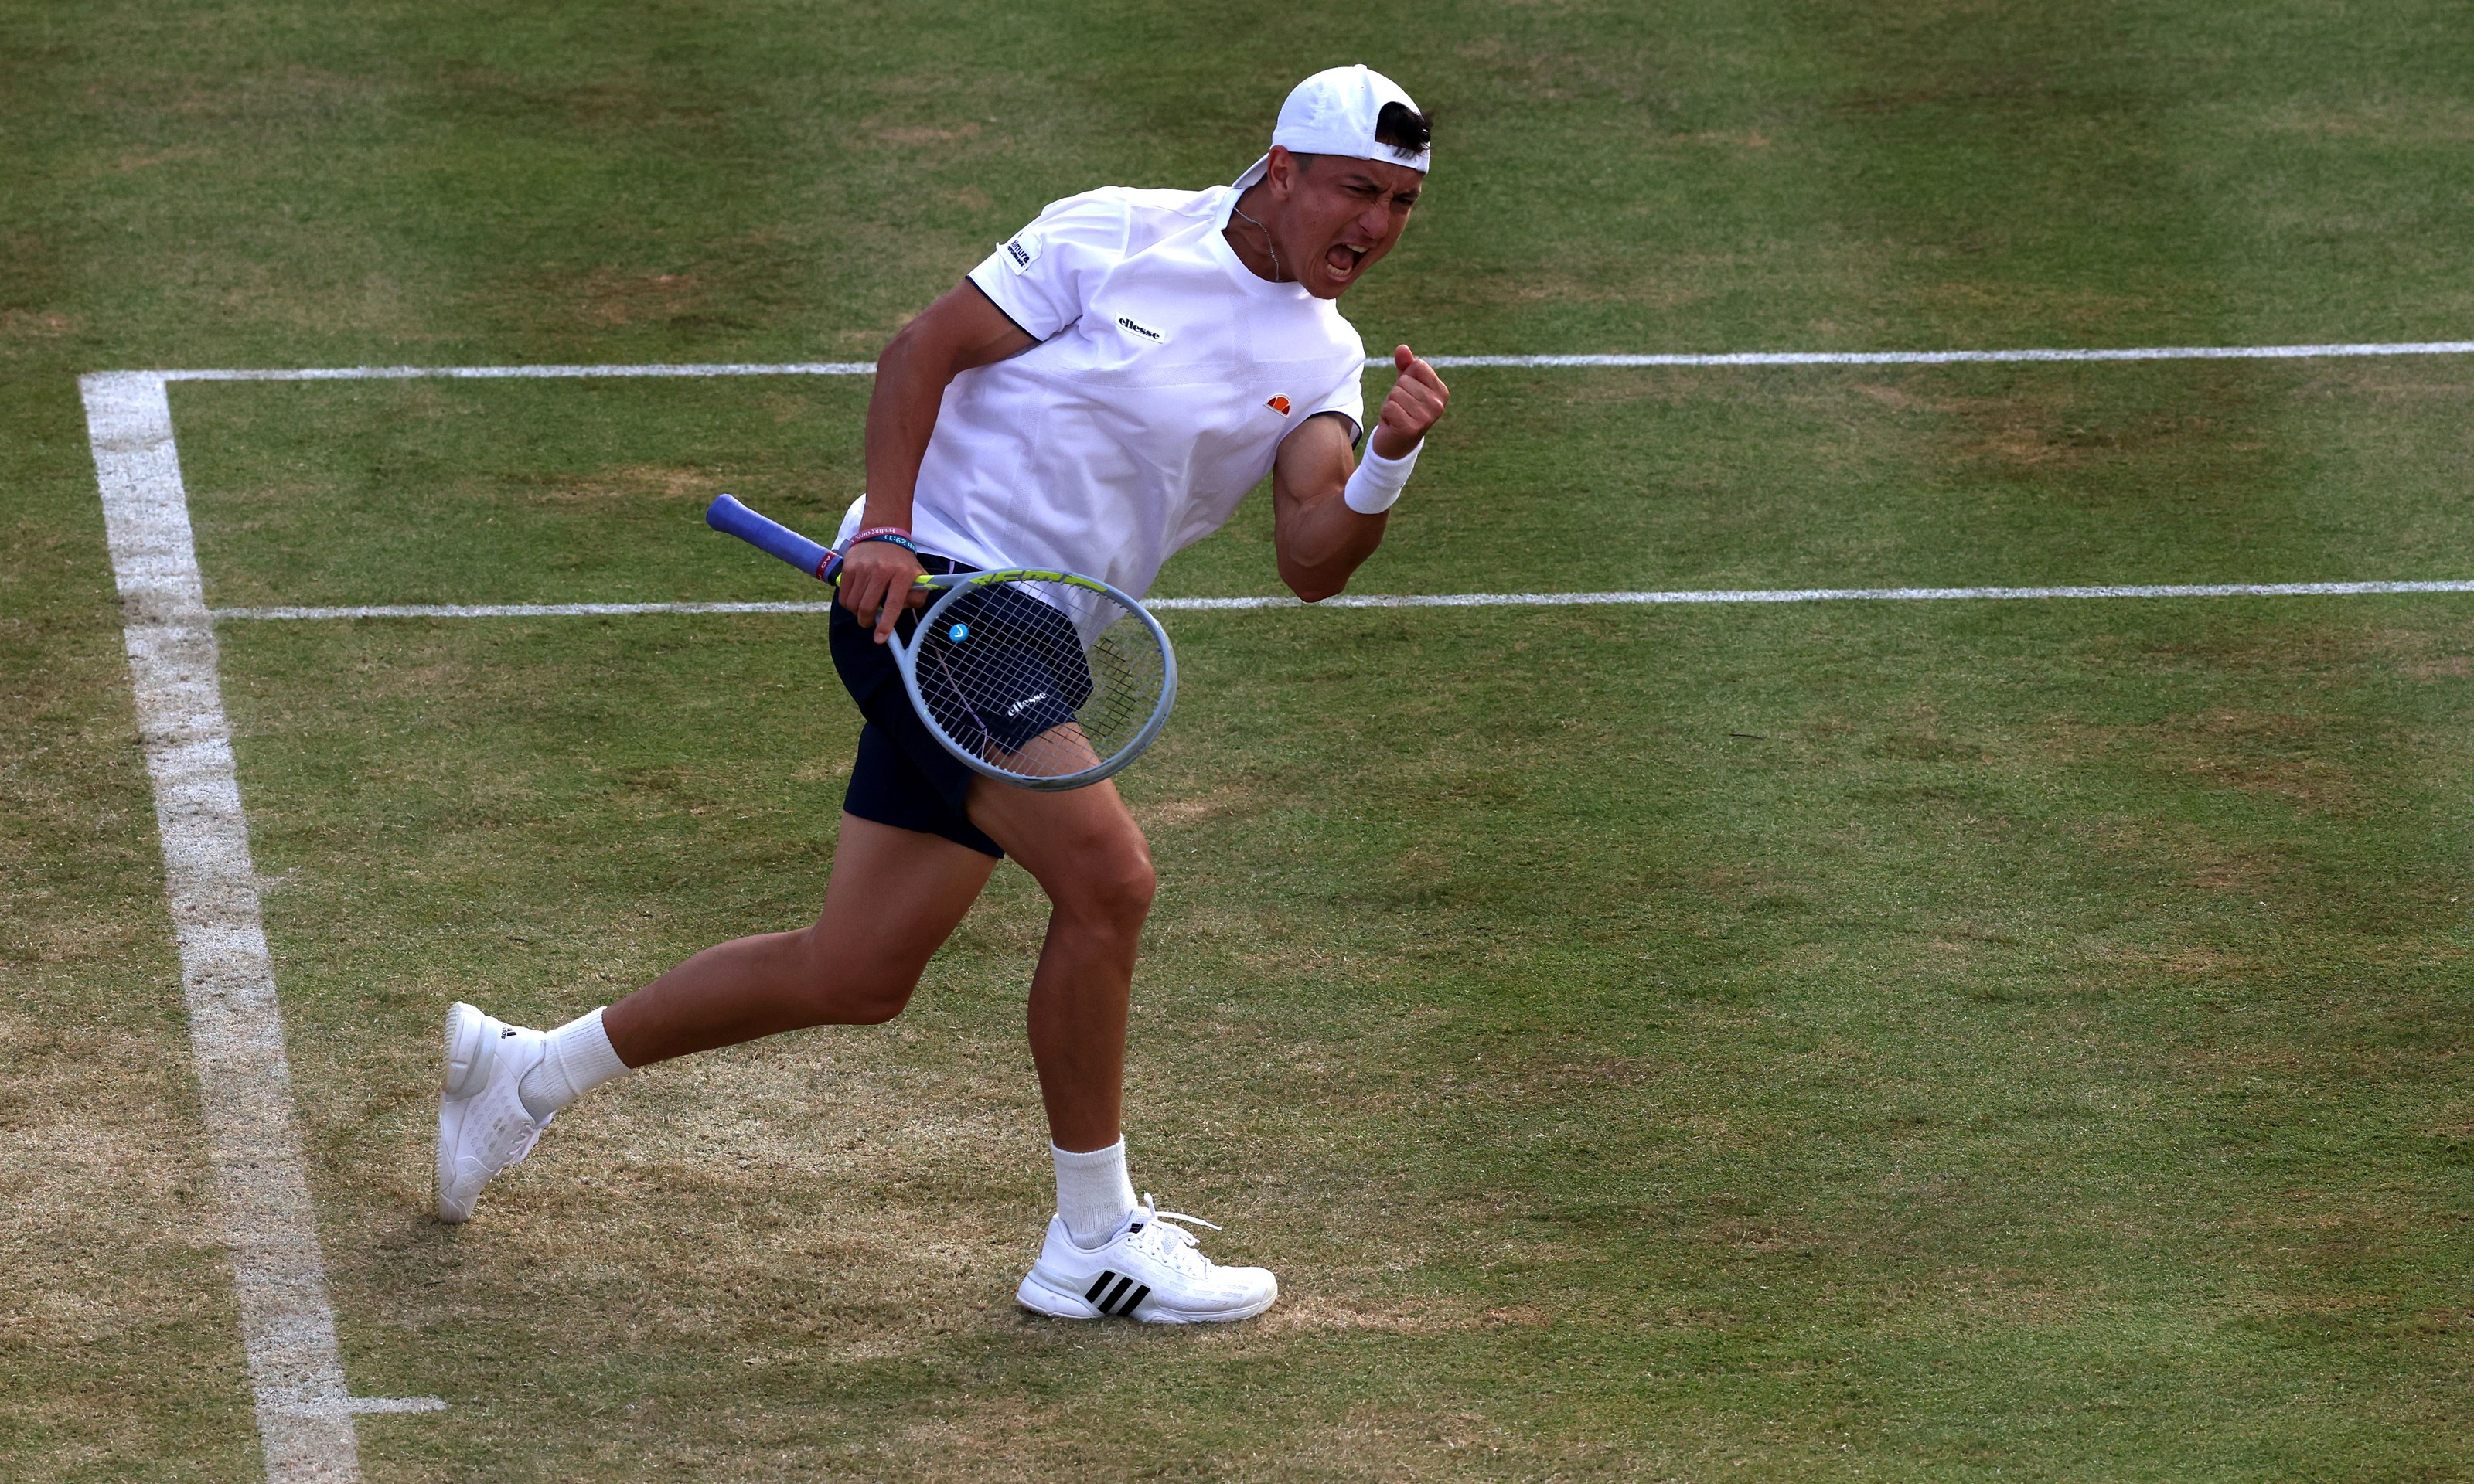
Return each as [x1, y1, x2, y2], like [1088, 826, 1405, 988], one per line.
[434, 1001, 553, 1224]
[1016, 1195, 1278, 1323]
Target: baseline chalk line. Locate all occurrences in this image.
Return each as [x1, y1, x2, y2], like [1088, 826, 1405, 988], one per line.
[206, 579, 2474, 624]
[124, 338, 2474, 382]
[83, 369, 415, 1484]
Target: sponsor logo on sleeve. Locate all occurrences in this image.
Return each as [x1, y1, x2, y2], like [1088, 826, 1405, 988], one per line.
[1266, 396, 1291, 415]
[1002, 235, 1039, 273]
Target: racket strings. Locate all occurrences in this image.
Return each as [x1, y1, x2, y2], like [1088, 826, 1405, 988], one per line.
[912, 578, 1167, 783]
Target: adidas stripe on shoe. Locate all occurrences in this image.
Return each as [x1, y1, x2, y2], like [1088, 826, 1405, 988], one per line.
[1079, 1270, 1154, 1316]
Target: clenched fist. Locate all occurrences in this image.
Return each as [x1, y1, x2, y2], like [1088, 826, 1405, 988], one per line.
[1369, 344, 1449, 460]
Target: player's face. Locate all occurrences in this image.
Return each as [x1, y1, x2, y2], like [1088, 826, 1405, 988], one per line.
[1270, 151, 1423, 300]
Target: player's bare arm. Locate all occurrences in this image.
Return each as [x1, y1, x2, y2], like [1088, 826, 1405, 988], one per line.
[843, 283, 1036, 642]
[1273, 346, 1450, 601]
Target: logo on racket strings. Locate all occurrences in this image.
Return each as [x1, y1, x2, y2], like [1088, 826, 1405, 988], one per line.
[1005, 693, 1051, 718]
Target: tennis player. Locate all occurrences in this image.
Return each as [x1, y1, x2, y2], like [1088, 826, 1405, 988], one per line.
[435, 64, 1450, 1324]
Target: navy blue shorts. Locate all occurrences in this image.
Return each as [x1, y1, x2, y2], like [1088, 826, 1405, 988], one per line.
[828, 553, 1007, 859]
[908, 581, 1095, 752]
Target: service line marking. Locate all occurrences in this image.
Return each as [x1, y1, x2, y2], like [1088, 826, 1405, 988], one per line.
[119, 338, 2474, 382]
[206, 579, 2474, 624]
[83, 370, 441, 1484]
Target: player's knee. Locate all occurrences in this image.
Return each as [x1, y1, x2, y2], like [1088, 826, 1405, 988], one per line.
[1050, 842, 1154, 931]
[809, 968, 918, 1026]
[789, 928, 917, 1025]
[834, 983, 915, 1026]
[1116, 855, 1160, 918]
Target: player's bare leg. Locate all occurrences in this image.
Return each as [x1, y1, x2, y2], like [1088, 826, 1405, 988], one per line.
[964, 774, 1277, 1321]
[963, 774, 1154, 1153]
[601, 815, 997, 1063]
[436, 815, 992, 1221]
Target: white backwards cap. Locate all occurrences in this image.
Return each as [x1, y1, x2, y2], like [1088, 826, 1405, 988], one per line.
[1233, 64, 1429, 189]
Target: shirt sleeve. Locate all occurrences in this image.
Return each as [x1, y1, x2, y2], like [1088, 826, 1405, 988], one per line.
[965, 190, 1130, 342]
[1301, 349, 1368, 444]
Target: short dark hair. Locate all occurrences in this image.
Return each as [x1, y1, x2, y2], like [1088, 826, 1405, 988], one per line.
[1375, 101, 1433, 158]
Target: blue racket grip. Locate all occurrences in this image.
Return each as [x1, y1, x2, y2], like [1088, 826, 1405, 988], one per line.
[706, 493, 833, 580]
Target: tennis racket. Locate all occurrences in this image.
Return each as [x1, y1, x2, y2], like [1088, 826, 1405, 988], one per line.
[704, 494, 1177, 791]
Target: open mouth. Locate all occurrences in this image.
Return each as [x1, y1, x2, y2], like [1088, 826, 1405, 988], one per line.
[1322, 243, 1368, 279]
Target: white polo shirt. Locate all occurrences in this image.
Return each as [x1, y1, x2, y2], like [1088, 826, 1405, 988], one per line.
[843, 185, 1368, 599]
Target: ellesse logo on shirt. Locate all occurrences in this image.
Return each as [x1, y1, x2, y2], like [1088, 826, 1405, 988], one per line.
[1114, 315, 1165, 342]
[1266, 396, 1291, 415]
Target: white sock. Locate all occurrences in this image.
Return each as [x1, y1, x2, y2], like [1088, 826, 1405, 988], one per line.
[517, 1007, 631, 1120]
[1051, 1139, 1139, 1247]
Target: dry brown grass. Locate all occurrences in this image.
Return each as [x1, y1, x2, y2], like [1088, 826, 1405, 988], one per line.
[889, 1392, 1640, 1483]
[0, 942, 262, 1472]
[542, 267, 711, 331]
[2252, 98, 2474, 143]
[0, 308, 80, 339]
[2044, 706, 2363, 815]
[509, 462, 729, 505]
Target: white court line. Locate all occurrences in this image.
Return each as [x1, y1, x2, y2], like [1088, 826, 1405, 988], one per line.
[127, 338, 2474, 381]
[165, 361, 879, 381]
[273, 1397, 452, 1418]
[83, 371, 441, 1484]
[219, 600, 847, 619]
[207, 579, 2474, 623]
[1152, 579, 2474, 608]
[1423, 341, 2474, 368]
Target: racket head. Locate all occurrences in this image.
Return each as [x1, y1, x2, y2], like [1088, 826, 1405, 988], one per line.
[895, 569, 1177, 791]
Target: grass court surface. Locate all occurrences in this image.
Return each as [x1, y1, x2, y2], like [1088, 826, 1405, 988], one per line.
[8, 1, 2474, 1479]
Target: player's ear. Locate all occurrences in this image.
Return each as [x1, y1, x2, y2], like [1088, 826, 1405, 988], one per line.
[1266, 146, 1307, 200]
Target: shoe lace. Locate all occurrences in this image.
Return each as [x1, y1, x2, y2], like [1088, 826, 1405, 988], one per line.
[506, 1111, 553, 1166]
[1126, 1193, 1222, 1278]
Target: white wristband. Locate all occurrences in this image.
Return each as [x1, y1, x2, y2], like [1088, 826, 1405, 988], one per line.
[1342, 437, 1421, 515]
